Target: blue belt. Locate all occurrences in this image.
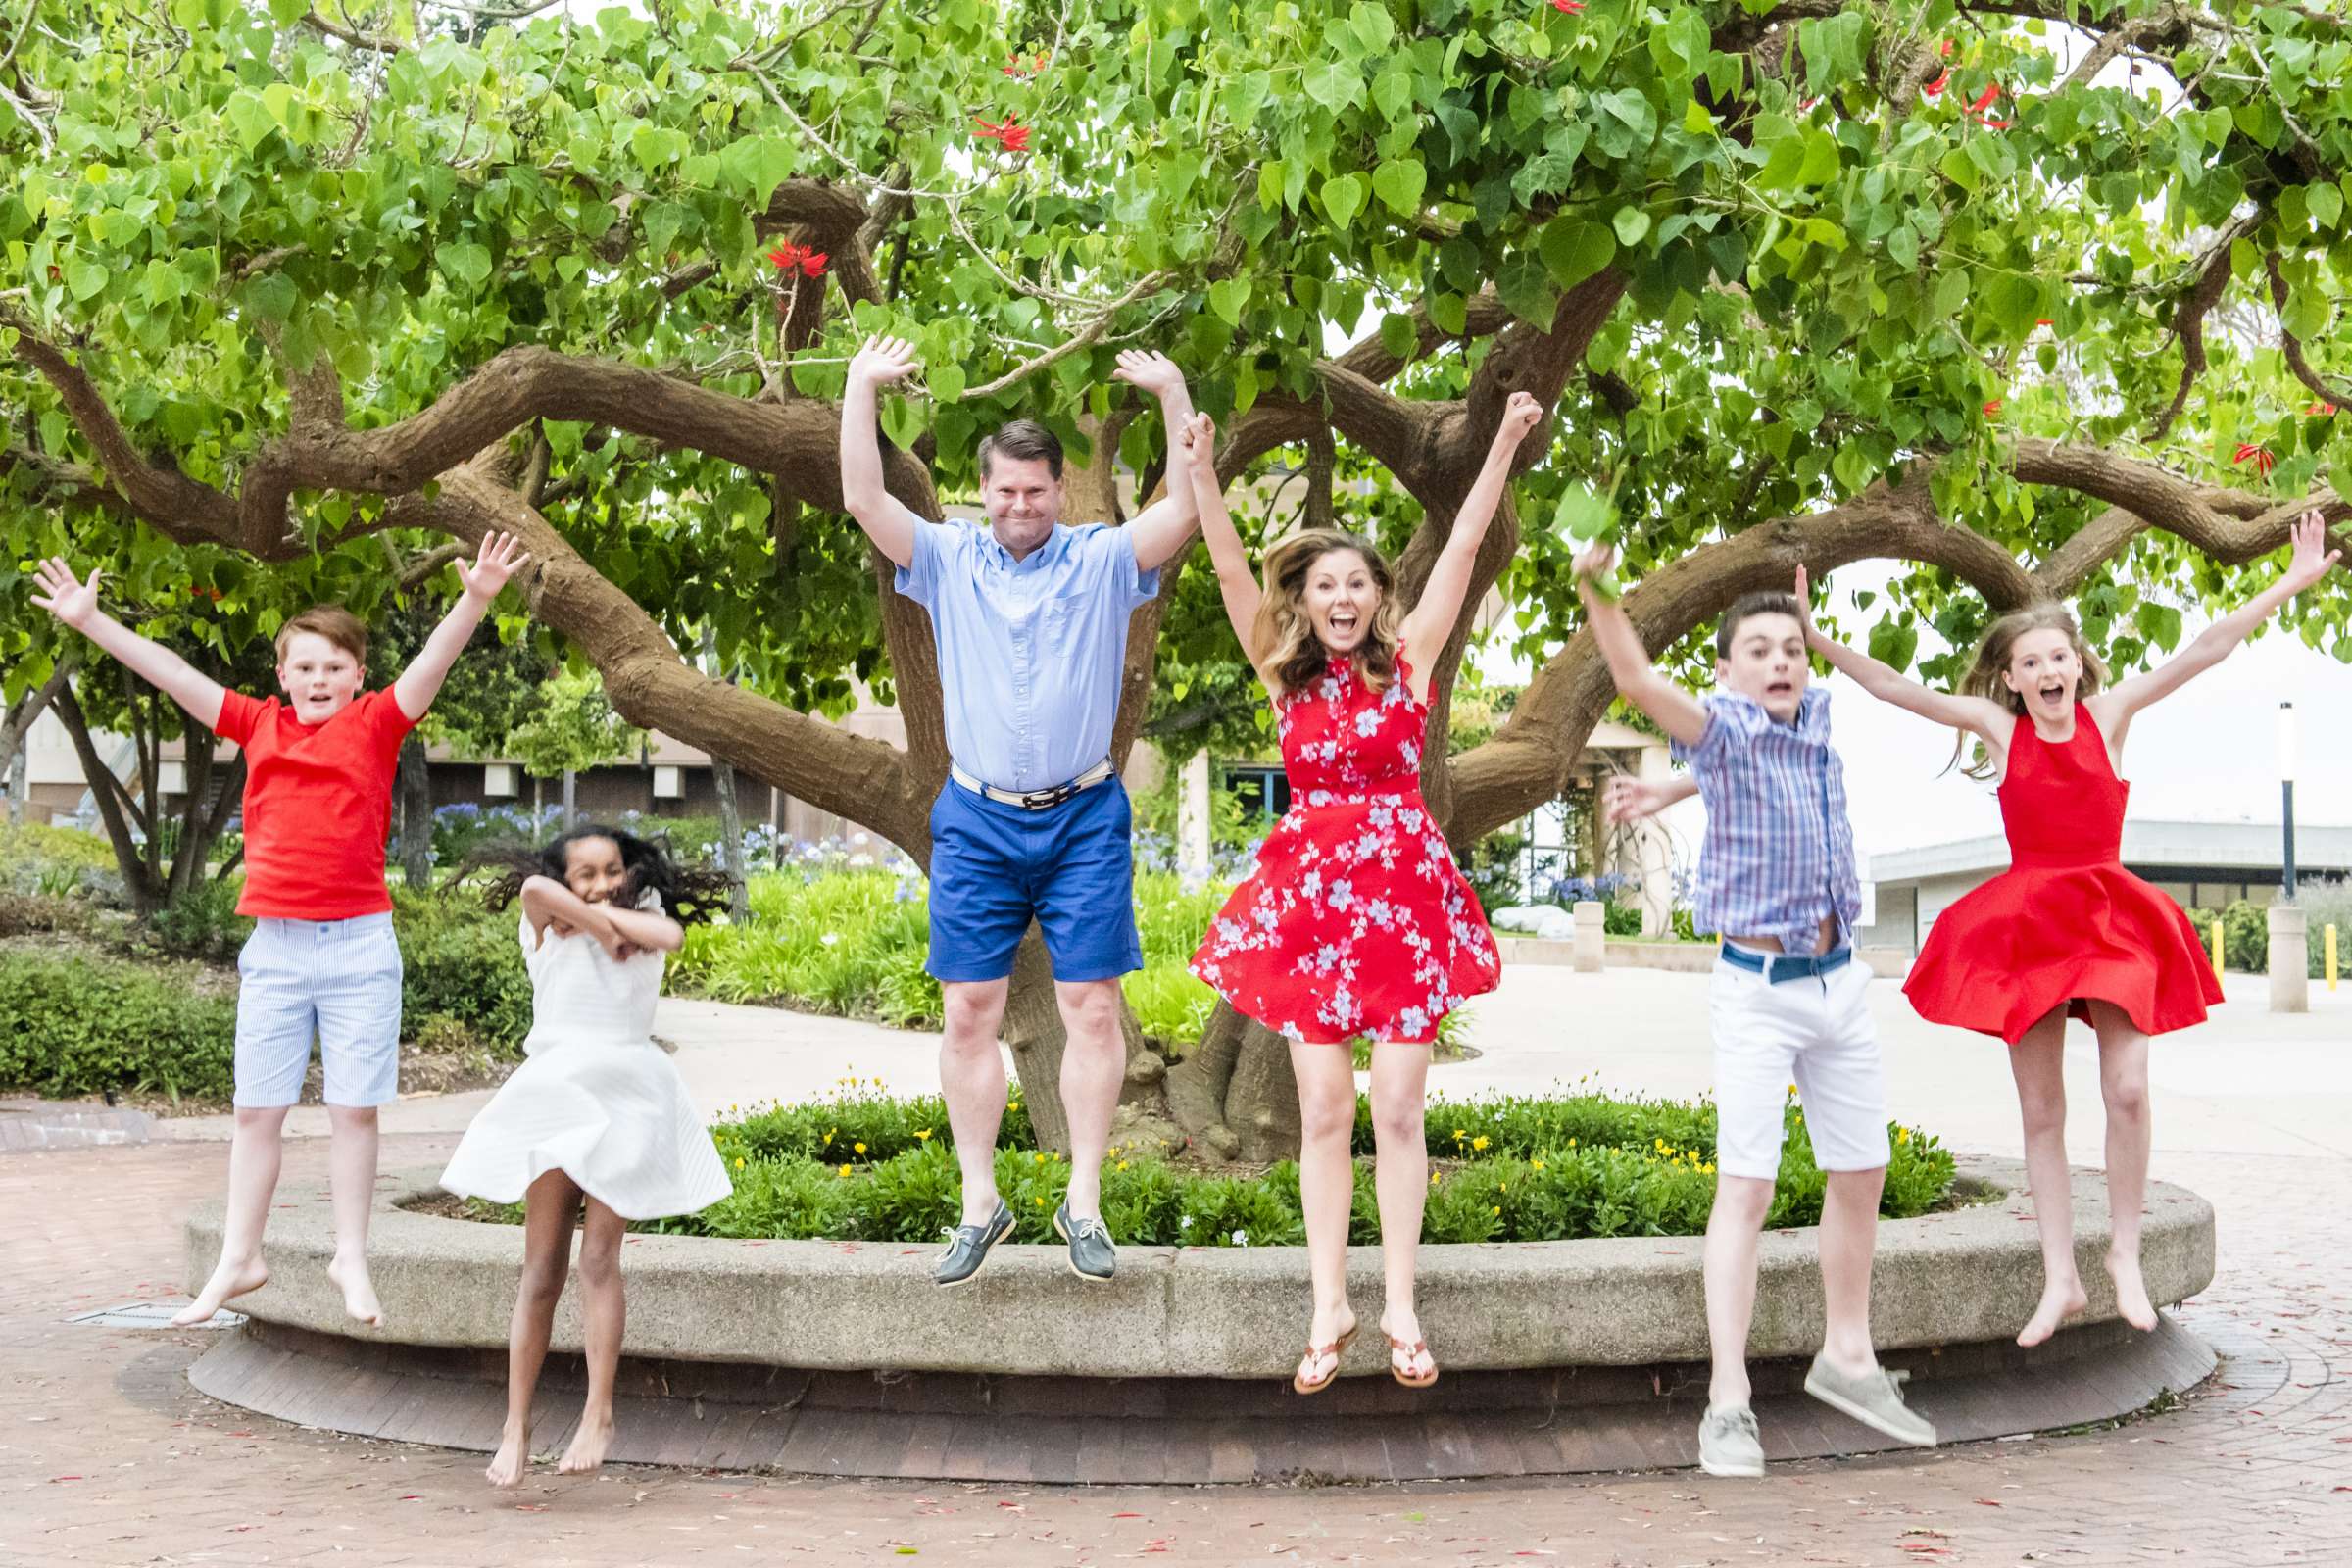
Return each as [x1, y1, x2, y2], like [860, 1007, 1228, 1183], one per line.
[1719, 943, 1851, 984]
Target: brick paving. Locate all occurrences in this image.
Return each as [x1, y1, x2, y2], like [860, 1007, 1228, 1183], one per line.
[3, 1134, 2347, 1567]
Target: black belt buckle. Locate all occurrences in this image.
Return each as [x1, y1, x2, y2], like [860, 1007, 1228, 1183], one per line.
[1018, 782, 1077, 810]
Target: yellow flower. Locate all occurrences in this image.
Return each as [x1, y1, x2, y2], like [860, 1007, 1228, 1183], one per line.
[1471, 1136, 1490, 1152]
[854, 1142, 867, 1155]
[1453, 1128, 1467, 1140]
[1497, 1183, 1508, 1193]
[1490, 1205, 1501, 1216]
[823, 1128, 836, 1146]
[1034, 1152, 1046, 1165]
[1034, 1196, 1045, 1206]
[1896, 1127, 1911, 1145]
[1568, 1138, 1577, 1148]
[914, 1129, 933, 1142]
[1532, 1160, 1545, 1172]
[1117, 1160, 1130, 1171]
[836, 1163, 851, 1178]
[733, 1156, 746, 1170]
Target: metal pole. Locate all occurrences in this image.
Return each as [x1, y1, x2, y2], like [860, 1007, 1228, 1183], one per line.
[2279, 702, 2298, 903]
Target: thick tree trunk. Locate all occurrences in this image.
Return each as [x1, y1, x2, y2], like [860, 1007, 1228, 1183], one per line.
[51, 682, 165, 917]
[396, 734, 434, 889]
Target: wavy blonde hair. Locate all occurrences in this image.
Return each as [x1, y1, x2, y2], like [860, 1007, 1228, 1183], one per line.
[1949, 601, 2109, 779]
[1253, 528, 1403, 702]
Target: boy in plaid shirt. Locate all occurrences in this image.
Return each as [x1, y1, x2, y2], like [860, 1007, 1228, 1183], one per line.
[1576, 543, 1935, 1477]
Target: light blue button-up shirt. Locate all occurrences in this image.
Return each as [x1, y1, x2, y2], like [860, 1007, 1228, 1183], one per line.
[1670, 687, 1862, 955]
[896, 518, 1160, 792]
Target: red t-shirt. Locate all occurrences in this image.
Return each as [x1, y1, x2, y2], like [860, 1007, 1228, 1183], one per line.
[214, 688, 417, 919]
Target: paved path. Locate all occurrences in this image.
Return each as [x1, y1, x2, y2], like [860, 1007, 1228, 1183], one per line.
[5, 966, 2348, 1565]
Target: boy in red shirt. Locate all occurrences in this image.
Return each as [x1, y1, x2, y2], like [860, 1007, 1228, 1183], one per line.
[31, 536, 529, 1327]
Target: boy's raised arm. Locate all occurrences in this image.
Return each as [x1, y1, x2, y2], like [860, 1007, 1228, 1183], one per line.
[1572, 543, 1710, 748]
[30, 558, 227, 731]
[394, 532, 531, 722]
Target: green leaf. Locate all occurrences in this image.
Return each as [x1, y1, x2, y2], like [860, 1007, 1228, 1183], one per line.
[1379, 312, 1416, 360]
[927, 364, 966, 404]
[1868, 618, 1919, 674]
[1348, 1, 1394, 56]
[63, 257, 108, 302]
[1208, 276, 1251, 325]
[2133, 601, 2182, 653]
[224, 91, 278, 154]
[1550, 481, 1618, 544]
[1611, 206, 1652, 247]
[2306, 181, 2342, 231]
[1301, 59, 1361, 113]
[1494, 254, 1555, 326]
[436, 241, 493, 288]
[1320, 173, 1366, 230]
[879, 394, 924, 452]
[1372, 159, 1426, 216]
[1539, 217, 1616, 290]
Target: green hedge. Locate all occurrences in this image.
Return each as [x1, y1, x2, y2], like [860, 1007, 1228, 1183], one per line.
[0, 951, 236, 1102]
[458, 1087, 1959, 1245]
[2185, 883, 2351, 979]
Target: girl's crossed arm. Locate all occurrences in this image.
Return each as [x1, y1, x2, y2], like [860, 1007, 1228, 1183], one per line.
[519, 875, 684, 956]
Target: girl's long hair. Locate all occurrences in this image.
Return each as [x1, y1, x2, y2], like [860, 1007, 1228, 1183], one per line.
[1252, 528, 1404, 702]
[1947, 602, 2109, 780]
[469, 824, 733, 924]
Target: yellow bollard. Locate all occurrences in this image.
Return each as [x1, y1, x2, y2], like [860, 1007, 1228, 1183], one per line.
[2328, 923, 2339, 993]
[2211, 917, 2226, 985]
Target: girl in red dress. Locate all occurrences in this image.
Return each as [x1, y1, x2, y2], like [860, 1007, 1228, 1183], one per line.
[1799, 513, 2337, 1347]
[1177, 393, 1543, 1395]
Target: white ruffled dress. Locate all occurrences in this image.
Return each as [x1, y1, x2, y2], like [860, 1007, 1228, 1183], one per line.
[440, 894, 732, 1220]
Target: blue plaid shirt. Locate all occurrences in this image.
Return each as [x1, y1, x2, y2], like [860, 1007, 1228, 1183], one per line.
[1670, 687, 1861, 956]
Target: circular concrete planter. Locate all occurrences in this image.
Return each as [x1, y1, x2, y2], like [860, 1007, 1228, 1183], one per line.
[183, 1156, 2219, 1483]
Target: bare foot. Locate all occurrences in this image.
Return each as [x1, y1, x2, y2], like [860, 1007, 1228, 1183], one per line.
[170, 1254, 269, 1327]
[326, 1251, 384, 1328]
[485, 1422, 530, 1489]
[2106, 1249, 2158, 1332]
[2016, 1273, 2089, 1348]
[558, 1407, 614, 1475]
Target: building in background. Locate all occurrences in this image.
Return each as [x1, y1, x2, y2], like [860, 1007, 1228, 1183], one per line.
[1854, 820, 2352, 956]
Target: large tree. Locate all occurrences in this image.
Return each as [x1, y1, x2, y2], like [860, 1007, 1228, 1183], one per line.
[3, 0, 2345, 1156]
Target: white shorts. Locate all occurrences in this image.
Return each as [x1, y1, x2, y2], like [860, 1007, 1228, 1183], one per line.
[233, 913, 404, 1108]
[1709, 946, 1889, 1181]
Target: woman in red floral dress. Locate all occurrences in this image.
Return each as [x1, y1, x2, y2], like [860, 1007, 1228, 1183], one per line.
[1178, 393, 1544, 1396]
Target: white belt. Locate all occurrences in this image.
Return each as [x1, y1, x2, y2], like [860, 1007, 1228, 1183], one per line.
[950, 759, 1116, 810]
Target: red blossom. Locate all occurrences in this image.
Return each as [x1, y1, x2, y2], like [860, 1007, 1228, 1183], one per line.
[2308, 401, 2338, 416]
[2234, 442, 2277, 477]
[1923, 72, 1948, 98]
[1002, 51, 1050, 78]
[765, 241, 829, 278]
[1548, 0, 1587, 12]
[974, 116, 1033, 153]
[1965, 84, 2010, 128]
[1983, 399, 2003, 416]
[1939, 39, 1955, 57]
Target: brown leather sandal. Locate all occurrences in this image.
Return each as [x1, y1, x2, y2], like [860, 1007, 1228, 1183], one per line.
[1387, 1333, 1439, 1389]
[1291, 1323, 1358, 1395]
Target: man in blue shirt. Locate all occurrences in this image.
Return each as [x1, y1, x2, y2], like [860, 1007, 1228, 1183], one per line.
[840, 334, 1200, 1288]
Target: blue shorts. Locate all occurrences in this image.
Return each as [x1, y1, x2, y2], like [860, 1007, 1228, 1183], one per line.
[233, 912, 404, 1107]
[927, 776, 1142, 984]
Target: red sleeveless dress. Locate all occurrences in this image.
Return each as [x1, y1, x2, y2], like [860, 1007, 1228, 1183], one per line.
[1902, 706, 2221, 1045]
[1190, 644, 1500, 1045]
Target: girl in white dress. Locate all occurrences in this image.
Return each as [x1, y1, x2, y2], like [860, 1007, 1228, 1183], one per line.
[440, 826, 733, 1488]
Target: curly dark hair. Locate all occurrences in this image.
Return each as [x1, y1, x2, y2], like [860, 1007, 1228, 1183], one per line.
[465, 825, 734, 925]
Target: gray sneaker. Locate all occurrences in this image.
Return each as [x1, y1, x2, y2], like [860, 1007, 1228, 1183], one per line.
[934, 1200, 1014, 1288]
[1054, 1200, 1115, 1282]
[1804, 1352, 1938, 1447]
[1697, 1403, 1765, 1478]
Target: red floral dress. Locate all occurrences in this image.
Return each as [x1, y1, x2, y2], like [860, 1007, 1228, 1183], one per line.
[1190, 644, 1501, 1044]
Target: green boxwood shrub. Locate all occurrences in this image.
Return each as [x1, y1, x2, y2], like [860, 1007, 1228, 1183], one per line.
[456, 1087, 1958, 1246]
[0, 951, 236, 1102]
[392, 892, 534, 1055]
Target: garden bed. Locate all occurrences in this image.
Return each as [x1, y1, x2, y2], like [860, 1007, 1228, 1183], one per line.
[416, 1085, 1960, 1246]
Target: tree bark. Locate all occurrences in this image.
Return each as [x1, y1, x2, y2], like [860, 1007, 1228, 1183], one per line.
[396, 734, 434, 889]
[711, 754, 750, 920]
